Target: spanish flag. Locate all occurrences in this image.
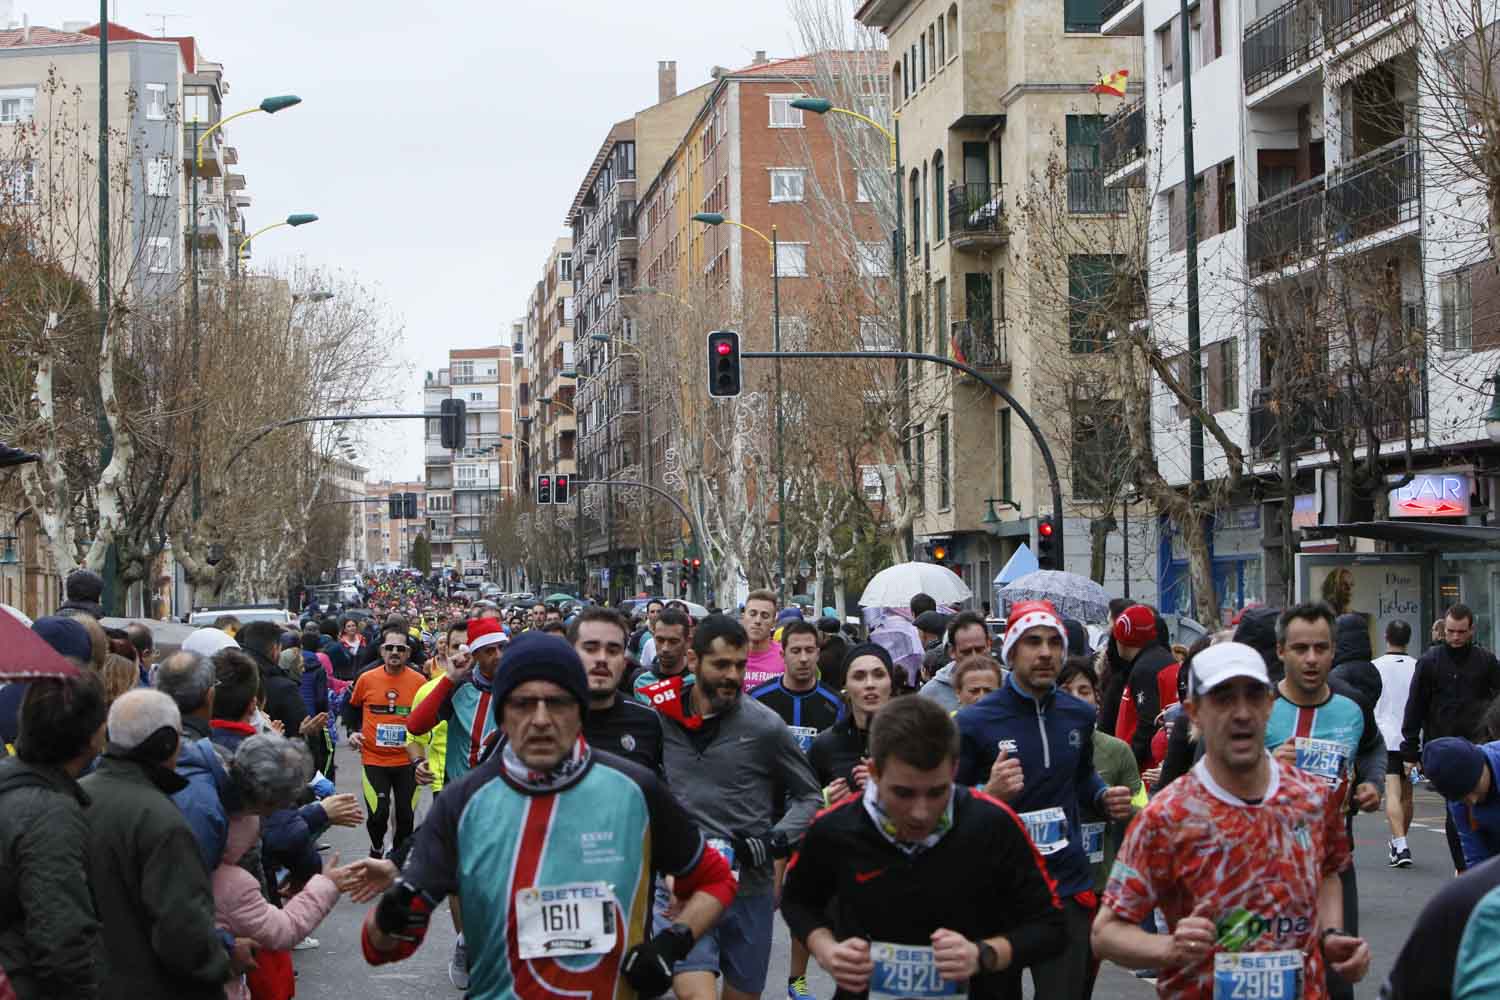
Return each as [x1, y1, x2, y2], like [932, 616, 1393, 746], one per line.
[1090, 69, 1129, 97]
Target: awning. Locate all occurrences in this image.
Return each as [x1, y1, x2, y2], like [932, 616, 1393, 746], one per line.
[1301, 521, 1500, 549]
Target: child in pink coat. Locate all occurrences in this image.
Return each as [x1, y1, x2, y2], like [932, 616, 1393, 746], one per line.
[213, 813, 342, 1000]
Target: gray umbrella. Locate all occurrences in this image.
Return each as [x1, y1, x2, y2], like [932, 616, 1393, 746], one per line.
[997, 570, 1113, 623]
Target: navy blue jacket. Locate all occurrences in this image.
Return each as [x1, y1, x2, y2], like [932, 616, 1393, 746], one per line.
[1445, 740, 1500, 868]
[299, 650, 329, 716]
[172, 738, 234, 873]
[955, 675, 1108, 898]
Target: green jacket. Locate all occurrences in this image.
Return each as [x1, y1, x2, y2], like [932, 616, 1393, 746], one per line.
[80, 755, 229, 1000]
[0, 757, 99, 999]
[1080, 729, 1143, 895]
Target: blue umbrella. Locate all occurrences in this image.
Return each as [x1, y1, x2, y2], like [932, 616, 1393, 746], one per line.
[995, 544, 1039, 585]
[998, 570, 1113, 623]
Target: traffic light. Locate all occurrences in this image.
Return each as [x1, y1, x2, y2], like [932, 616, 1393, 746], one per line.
[923, 538, 951, 564]
[538, 475, 552, 505]
[403, 492, 418, 519]
[1037, 516, 1059, 570]
[706, 330, 742, 398]
[440, 399, 467, 449]
[691, 558, 702, 580]
[389, 494, 402, 520]
[554, 475, 569, 504]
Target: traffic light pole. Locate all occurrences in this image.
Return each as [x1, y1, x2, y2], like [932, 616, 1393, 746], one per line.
[221, 412, 428, 476]
[570, 478, 702, 602]
[740, 350, 1065, 567]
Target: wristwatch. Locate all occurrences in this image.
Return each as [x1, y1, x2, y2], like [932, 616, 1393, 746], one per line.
[1319, 927, 1346, 953]
[975, 939, 1000, 973]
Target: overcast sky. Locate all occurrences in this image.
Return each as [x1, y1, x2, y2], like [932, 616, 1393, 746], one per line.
[33, 0, 808, 479]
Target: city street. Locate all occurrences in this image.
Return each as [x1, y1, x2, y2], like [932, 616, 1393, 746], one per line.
[298, 743, 1449, 998]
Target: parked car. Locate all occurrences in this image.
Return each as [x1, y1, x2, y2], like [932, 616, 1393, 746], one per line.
[186, 605, 298, 628]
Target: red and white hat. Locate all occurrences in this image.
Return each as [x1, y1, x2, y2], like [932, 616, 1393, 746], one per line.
[1111, 605, 1157, 647]
[1000, 599, 1066, 665]
[467, 617, 509, 653]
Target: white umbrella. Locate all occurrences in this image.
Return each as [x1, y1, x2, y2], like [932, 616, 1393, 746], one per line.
[860, 561, 972, 607]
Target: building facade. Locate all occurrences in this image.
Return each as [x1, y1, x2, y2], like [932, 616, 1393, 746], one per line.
[423, 346, 515, 571]
[527, 238, 578, 496]
[365, 480, 427, 569]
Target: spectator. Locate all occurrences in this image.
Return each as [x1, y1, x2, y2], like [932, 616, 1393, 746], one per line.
[156, 650, 217, 742]
[126, 623, 155, 686]
[57, 569, 105, 619]
[1111, 604, 1179, 768]
[100, 654, 139, 708]
[1422, 737, 1500, 869]
[82, 689, 234, 999]
[0, 670, 108, 1000]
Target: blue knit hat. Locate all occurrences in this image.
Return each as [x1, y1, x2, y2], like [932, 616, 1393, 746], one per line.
[490, 631, 590, 721]
[32, 616, 92, 663]
[1422, 737, 1488, 801]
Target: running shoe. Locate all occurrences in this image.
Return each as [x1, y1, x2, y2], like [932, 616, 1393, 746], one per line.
[1394, 846, 1414, 868]
[293, 936, 319, 950]
[788, 975, 814, 1000]
[449, 934, 469, 990]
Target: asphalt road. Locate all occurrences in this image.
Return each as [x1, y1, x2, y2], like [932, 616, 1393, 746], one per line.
[293, 744, 1451, 998]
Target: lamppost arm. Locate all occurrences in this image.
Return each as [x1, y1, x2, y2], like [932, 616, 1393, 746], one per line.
[824, 107, 897, 167]
[195, 95, 302, 169]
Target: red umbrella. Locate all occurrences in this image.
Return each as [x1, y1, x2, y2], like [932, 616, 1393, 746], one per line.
[0, 610, 82, 679]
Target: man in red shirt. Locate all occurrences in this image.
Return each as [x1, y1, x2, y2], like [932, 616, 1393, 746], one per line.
[344, 627, 427, 858]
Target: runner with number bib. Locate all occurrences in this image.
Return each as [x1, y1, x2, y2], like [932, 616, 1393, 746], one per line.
[361, 632, 738, 1000]
[1092, 641, 1373, 999]
[781, 694, 1066, 999]
[750, 619, 844, 754]
[344, 626, 428, 858]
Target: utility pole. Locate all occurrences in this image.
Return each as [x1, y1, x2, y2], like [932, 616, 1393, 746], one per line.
[1179, 0, 1205, 491]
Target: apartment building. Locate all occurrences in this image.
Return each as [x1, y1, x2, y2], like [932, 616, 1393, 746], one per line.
[513, 314, 533, 499]
[323, 455, 369, 574]
[423, 347, 516, 570]
[365, 480, 427, 568]
[1106, 0, 1500, 625]
[527, 238, 578, 493]
[567, 62, 715, 601]
[857, 0, 1142, 605]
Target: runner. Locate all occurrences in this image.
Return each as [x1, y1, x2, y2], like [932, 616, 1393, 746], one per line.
[633, 606, 694, 701]
[952, 653, 1003, 709]
[1371, 619, 1418, 868]
[344, 626, 428, 859]
[361, 632, 738, 1000]
[570, 607, 665, 774]
[750, 619, 843, 754]
[642, 614, 823, 1000]
[406, 618, 509, 785]
[955, 599, 1134, 998]
[781, 694, 1067, 999]
[810, 643, 895, 805]
[741, 589, 786, 690]
[1093, 641, 1372, 999]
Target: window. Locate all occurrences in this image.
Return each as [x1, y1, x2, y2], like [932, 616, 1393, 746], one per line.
[1066, 116, 1124, 213]
[920, 31, 927, 83]
[559, 253, 573, 282]
[1441, 268, 1473, 351]
[937, 16, 947, 63]
[769, 95, 805, 128]
[1217, 160, 1237, 234]
[1068, 254, 1123, 352]
[1158, 17, 1181, 87]
[183, 92, 211, 124]
[859, 316, 899, 351]
[1189, 5, 1204, 69]
[0, 87, 35, 125]
[932, 152, 946, 241]
[776, 243, 809, 277]
[1066, 0, 1105, 32]
[770, 168, 806, 202]
[146, 156, 172, 198]
[861, 465, 887, 501]
[145, 236, 173, 274]
[0, 160, 34, 204]
[909, 170, 922, 255]
[913, 423, 926, 509]
[947, 5, 959, 58]
[912, 292, 925, 353]
[857, 241, 891, 277]
[857, 168, 884, 203]
[999, 409, 1013, 501]
[1071, 401, 1127, 499]
[938, 414, 951, 508]
[780, 317, 810, 351]
[933, 279, 949, 353]
[144, 83, 168, 121]
[1205, 338, 1239, 412]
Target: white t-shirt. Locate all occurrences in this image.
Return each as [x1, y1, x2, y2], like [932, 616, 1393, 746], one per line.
[1372, 652, 1418, 751]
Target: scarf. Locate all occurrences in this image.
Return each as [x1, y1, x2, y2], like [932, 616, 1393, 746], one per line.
[472, 663, 495, 693]
[861, 773, 954, 856]
[500, 735, 592, 794]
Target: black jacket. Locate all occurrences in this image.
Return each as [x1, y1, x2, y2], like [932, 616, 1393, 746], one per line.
[248, 646, 307, 737]
[1383, 854, 1500, 999]
[0, 757, 99, 1000]
[1121, 643, 1179, 767]
[1331, 613, 1383, 714]
[780, 787, 1067, 999]
[1234, 606, 1284, 683]
[1401, 641, 1500, 760]
[808, 714, 872, 788]
[1098, 638, 1130, 736]
[583, 696, 666, 775]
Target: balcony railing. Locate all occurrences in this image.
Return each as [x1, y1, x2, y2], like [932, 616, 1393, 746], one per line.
[1243, 0, 1321, 93]
[1101, 99, 1146, 175]
[951, 319, 1010, 373]
[947, 183, 1008, 247]
[1324, 0, 1410, 47]
[1067, 169, 1127, 213]
[1249, 387, 1320, 457]
[1100, 0, 1134, 23]
[1246, 174, 1326, 275]
[1325, 137, 1419, 245]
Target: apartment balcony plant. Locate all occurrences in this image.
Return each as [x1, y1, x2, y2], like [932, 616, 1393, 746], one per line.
[947, 182, 1009, 250]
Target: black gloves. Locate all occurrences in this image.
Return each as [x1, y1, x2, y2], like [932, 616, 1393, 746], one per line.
[732, 830, 791, 868]
[621, 922, 695, 997]
[374, 879, 435, 942]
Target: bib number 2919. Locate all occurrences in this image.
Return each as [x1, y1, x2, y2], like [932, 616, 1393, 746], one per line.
[1213, 950, 1303, 1000]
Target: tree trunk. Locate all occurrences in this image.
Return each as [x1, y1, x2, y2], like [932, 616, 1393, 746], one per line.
[1175, 504, 1222, 629]
[1089, 513, 1117, 585]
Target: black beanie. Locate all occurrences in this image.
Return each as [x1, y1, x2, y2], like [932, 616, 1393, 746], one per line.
[839, 641, 895, 678]
[491, 631, 590, 721]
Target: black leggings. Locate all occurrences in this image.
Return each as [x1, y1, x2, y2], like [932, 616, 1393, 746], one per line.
[363, 763, 417, 854]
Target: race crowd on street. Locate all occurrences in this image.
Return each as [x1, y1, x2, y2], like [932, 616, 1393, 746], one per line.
[6, 568, 1500, 999]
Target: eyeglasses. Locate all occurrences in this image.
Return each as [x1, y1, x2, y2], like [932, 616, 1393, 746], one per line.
[382, 643, 408, 652]
[507, 695, 577, 714]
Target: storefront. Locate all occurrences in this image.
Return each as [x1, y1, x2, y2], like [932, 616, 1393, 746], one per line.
[1156, 506, 1266, 622]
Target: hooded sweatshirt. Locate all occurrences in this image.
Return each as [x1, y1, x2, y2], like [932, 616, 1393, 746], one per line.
[212, 814, 338, 1000]
[919, 662, 960, 713]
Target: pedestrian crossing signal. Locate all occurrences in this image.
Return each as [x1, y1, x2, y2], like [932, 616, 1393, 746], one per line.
[707, 331, 742, 398]
[554, 475, 569, 504]
[538, 475, 552, 505]
[1037, 517, 1059, 570]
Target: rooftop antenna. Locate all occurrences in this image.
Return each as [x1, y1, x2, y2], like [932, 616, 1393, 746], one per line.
[143, 11, 187, 36]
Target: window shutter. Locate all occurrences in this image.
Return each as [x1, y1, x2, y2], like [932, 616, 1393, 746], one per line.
[1169, 16, 1182, 85]
[1206, 342, 1225, 412]
[1199, 168, 1218, 240]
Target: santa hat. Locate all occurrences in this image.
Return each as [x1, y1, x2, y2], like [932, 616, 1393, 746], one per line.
[1000, 600, 1066, 666]
[467, 617, 509, 653]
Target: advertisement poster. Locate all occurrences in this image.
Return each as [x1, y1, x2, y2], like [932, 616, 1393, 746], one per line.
[1296, 554, 1429, 653]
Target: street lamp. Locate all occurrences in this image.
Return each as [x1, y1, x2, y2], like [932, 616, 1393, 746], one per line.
[691, 210, 789, 602]
[1485, 373, 1500, 443]
[238, 212, 320, 260]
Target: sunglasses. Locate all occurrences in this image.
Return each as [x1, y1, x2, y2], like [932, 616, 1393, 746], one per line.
[382, 643, 408, 652]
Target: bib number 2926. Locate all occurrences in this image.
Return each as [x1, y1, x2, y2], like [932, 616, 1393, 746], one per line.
[1213, 950, 1303, 1000]
[869, 942, 964, 1000]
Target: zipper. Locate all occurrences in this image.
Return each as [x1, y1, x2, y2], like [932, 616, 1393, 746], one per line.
[1036, 701, 1051, 769]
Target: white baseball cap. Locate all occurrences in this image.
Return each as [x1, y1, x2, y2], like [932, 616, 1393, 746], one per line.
[1188, 641, 1271, 697]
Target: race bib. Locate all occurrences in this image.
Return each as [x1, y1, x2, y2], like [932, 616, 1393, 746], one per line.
[374, 723, 407, 748]
[1294, 738, 1348, 785]
[515, 882, 617, 960]
[707, 837, 738, 872]
[789, 726, 819, 753]
[1081, 821, 1105, 864]
[869, 942, 965, 1000]
[1213, 950, 1303, 999]
[1019, 807, 1070, 856]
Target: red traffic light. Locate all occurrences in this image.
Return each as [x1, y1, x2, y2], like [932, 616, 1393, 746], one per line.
[716, 342, 732, 356]
[1038, 520, 1055, 537]
[692, 558, 701, 568]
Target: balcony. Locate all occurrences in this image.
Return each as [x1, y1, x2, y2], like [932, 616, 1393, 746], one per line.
[947, 183, 1008, 251]
[189, 204, 226, 250]
[1246, 175, 1325, 276]
[1243, 0, 1322, 97]
[182, 124, 221, 178]
[1067, 169, 1127, 214]
[1249, 387, 1319, 458]
[951, 319, 1011, 376]
[1100, 0, 1144, 34]
[1324, 0, 1411, 49]
[1102, 99, 1147, 187]
[224, 172, 246, 193]
[1325, 137, 1419, 247]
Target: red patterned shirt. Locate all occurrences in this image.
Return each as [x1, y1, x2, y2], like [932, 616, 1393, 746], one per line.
[1103, 756, 1351, 999]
